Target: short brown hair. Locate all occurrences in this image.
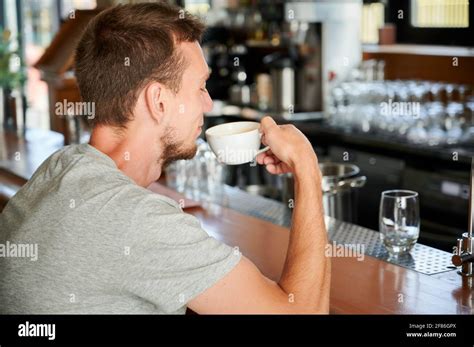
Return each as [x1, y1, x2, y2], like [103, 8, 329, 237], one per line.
[75, 2, 205, 128]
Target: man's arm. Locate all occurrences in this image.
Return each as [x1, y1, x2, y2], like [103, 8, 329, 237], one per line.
[278, 152, 330, 313]
[188, 117, 330, 314]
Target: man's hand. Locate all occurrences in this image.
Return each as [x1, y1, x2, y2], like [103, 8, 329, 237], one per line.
[256, 116, 317, 175]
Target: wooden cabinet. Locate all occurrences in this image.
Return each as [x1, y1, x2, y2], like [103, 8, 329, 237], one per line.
[363, 44, 474, 85]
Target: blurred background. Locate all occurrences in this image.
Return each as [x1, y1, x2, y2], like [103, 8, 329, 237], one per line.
[0, 0, 473, 252]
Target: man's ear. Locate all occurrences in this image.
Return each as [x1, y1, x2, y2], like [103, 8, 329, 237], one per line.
[144, 82, 166, 124]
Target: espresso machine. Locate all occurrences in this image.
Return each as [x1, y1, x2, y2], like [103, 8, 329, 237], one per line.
[275, 0, 362, 120]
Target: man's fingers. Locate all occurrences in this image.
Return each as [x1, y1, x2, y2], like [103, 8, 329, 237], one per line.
[256, 149, 277, 163]
[265, 163, 278, 175]
[263, 155, 280, 165]
[266, 163, 287, 175]
[256, 152, 268, 164]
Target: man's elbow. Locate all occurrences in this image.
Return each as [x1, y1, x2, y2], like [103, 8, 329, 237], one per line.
[275, 285, 330, 314]
[283, 298, 329, 314]
[312, 303, 330, 314]
[284, 305, 328, 314]
[300, 302, 329, 314]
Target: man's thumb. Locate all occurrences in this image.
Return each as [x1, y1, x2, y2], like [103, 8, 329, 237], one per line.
[260, 116, 277, 132]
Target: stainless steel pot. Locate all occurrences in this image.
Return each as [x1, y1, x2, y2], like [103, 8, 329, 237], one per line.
[281, 163, 366, 223]
[319, 163, 366, 222]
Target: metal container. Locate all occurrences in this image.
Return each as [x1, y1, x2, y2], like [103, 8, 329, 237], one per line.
[270, 63, 295, 113]
[282, 163, 366, 223]
[229, 84, 251, 105]
[264, 53, 295, 113]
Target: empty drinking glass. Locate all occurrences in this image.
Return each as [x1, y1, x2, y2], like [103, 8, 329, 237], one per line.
[379, 190, 420, 256]
[165, 159, 187, 192]
[165, 139, 227, 206]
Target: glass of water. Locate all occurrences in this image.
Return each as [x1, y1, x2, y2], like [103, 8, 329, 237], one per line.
[379, 190, 420, 256]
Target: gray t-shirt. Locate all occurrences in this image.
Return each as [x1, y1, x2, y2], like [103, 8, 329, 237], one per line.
[0, 143, 241, 314]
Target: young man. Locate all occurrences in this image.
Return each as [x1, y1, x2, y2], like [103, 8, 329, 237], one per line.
[0, 2, 330, 314]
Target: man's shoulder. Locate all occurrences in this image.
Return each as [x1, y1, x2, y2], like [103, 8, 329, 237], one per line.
[29, 143, 113, 181]
[125, 187, 208, 242]
[128, 185, 181, 212]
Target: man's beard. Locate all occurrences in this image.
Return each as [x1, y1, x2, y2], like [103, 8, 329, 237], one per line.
[160, 127, 197, 168]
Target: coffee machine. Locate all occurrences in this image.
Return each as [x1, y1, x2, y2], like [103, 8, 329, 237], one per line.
[278, 0, 362, 120]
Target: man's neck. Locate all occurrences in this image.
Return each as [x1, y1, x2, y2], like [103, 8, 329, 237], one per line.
[89, 126, 162, 187]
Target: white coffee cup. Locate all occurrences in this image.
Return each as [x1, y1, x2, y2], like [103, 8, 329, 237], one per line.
[205, 121, 270, 165]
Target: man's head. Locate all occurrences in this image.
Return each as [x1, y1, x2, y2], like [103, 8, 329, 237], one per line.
[75, 2, 213, 167]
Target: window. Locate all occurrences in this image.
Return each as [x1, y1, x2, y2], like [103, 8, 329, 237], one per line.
[362, 2, 385, 44]
[184, 0, 210, 16]
[60, 0, 96, 20]
[411, 0, 469, 28]
[386, 0, 473, 46]
[2, 0, 98, 131]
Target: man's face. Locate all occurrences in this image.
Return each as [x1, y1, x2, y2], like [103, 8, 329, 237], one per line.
[160, 41, 213, 166]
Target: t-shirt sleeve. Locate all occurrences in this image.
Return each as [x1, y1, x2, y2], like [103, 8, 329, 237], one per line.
[120, 195, 242, 313]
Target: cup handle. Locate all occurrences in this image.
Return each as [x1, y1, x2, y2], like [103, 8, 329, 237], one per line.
[255, 146, 270, 156]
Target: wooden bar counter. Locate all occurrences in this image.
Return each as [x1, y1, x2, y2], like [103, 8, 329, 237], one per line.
[149, 183, 473, 315]
[1, 129, 473, 314]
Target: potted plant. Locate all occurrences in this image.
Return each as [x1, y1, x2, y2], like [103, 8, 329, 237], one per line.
[0, 28, 26, 131]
